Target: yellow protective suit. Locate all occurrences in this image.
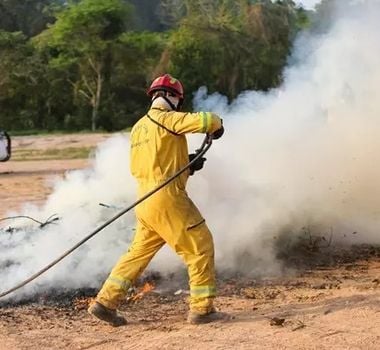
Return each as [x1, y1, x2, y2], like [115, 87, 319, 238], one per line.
[96, 102, 222, 314]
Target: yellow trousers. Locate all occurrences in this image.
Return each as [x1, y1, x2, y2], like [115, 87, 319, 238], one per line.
[96, 183, 216, 314]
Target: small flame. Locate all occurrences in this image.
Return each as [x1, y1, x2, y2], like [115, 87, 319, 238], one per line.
[129, 282, 155, 302]
[142, 282, 155, 293]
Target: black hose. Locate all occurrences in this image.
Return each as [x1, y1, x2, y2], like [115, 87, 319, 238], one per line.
[0, 214, 59, 228]
[0, 135, 213, 299]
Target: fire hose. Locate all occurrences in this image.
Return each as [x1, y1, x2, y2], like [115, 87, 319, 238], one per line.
[0, 135, 213, 299]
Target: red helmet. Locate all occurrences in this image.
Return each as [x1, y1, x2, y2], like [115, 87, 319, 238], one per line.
[147, 74, 184, 99]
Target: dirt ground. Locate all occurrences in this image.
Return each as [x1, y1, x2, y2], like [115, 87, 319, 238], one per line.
[1, 134, 380, 350]
[0, 133, 110, 215]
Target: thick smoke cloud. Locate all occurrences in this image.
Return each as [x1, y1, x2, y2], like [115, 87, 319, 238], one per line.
[192, 0, 380, 274]
[1, 1, 380, 299]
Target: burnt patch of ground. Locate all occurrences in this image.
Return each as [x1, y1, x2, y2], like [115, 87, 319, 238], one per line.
[1, 243, 380, 309]
[1, 251, 380, 350]
[0, 271, 167, 309]
[1, 259, 380, 350]
[0, 288, 98, 309]
[277, 241, 380, 269]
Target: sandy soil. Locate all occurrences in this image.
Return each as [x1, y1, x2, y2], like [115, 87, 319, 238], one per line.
[1, 134, 380, 350]
[0, 134, 109, 216]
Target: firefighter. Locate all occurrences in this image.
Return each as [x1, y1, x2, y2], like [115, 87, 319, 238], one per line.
[89, 74, 225, 326]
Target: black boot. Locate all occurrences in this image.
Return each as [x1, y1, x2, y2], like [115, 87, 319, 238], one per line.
[187, 309, 230, 324]
[88, 302, 127, 327]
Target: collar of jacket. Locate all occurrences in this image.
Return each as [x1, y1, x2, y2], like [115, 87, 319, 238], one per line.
[150, 107, 168, 112]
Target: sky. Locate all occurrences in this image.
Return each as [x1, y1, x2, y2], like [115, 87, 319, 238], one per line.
[297, 0, 321, 9]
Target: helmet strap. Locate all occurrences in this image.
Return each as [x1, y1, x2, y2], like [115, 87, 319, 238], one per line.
[163, 95, 178, 110]
[177, 98, 184, 111]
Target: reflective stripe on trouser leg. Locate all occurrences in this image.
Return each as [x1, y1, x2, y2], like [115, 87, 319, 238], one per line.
[96, 220, 165, 309]
[187, 250, 216, 314]
[191, 285, 217, 298]
[181, 222, 216, 314]
[96, 275, 132, 310]
[190, 284, 217, 315]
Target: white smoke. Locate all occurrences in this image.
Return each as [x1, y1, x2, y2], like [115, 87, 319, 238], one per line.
[0, 135, 139, 300]
[1, 1, 380, 299]
[192, 0, 380, 274]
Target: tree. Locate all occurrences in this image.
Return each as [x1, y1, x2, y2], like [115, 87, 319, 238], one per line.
[0, 0, 312, 133]
[35, 0, 133, 131]
[0, 30, 31, 129]
[0, 0, 62, 37]
[99, 31, 167, 130]
[0, 30, 72, 130]
[127, 0, 169, 31]
[157, 0, 309, 102]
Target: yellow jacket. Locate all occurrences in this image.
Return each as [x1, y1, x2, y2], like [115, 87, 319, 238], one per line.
[130, 105, 222, 190]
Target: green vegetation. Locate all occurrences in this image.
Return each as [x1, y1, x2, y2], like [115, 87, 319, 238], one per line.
[0, 0, 337, 134]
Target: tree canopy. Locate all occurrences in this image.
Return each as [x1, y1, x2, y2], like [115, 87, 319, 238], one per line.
[0, 0, 328, 132]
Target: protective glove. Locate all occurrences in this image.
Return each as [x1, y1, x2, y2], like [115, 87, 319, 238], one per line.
[188, 152, 207, 175]
[212, 125, 224, 139]
[211, 119, 224, 139]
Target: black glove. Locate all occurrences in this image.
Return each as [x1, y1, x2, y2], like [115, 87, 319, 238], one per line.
[212, 125, 224, 140]
[189, 152, 206, 175]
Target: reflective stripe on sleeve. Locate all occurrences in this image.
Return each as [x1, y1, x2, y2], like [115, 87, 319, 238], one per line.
[190, 285, 216, 298]
[200, 112, 212, 133]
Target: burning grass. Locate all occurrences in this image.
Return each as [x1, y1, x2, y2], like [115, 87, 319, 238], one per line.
[0, 278, 160, 310]
[127, 282, 156, 303]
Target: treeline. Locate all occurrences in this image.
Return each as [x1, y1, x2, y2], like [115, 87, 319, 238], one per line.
[0, 0, 326, 132]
